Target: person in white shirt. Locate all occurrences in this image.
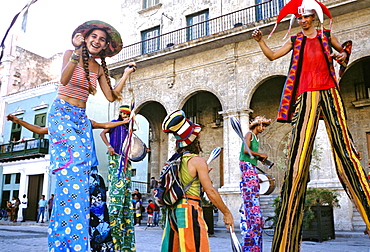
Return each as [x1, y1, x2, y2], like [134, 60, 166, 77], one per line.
[20, 194, 28, 222]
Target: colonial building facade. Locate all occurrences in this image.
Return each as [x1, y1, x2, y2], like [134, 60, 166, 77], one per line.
[108, 0, 370, 230]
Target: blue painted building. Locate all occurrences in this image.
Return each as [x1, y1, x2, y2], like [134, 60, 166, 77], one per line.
[0, 81, 150, 221]
[0, 82, 57, 221]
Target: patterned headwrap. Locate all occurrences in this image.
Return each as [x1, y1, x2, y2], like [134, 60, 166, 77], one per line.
[162, 110, 202, 148]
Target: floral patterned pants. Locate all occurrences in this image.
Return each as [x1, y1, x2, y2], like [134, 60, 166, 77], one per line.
[239, 161, 263, 252]
[48, 98, 92, 252]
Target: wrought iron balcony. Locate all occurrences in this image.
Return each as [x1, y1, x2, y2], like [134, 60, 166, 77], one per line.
[0, 138, 49, 162]
[113, 0, 287, 63]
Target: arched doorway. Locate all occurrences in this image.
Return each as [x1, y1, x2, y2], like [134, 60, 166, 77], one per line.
[181, 91, 224, 188]
[249, 75, 288, 190]
[135, 101, 168, 192]
[338, 56, 370, 172]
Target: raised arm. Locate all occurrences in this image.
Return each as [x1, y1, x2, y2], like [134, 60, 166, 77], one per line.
[91, 118, 129, 129]
[252, 29, 293, 61]
[60, 33, 84, 85]
[189, 156, 235, 231]
[60, 50, 78, 85]
[98, 63, 137, 102]
[7, 114, 48, 135]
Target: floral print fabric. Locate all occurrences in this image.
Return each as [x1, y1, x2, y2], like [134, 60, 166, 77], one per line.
[48, 98, 92, 252]
[239, 161, 263, 252]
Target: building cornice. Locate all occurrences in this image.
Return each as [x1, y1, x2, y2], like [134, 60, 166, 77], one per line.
[3, 81, 58, 104]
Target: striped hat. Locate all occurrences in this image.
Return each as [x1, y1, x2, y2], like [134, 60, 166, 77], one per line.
[162, 110, 201, 148]
[119, 105, 131, 114]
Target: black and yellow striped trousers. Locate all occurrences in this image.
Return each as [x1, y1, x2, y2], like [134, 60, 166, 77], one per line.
[272, 87, 370, 251]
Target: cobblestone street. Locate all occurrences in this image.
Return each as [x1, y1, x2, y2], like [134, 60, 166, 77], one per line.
[0, 221, 369, 251]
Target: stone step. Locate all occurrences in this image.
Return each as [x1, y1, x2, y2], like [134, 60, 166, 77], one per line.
[352, 206, 366, 231]
[260, 194, 279, 218]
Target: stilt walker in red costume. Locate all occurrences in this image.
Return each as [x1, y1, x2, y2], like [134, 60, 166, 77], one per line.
[252, 0, 370, 251]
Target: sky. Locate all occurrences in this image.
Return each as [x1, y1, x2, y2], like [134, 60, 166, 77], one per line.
[0, 0, 123, 58]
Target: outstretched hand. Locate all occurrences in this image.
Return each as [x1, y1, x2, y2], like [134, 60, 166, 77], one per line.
[7, 114, 19, 123]
[252, 28, 263, 42]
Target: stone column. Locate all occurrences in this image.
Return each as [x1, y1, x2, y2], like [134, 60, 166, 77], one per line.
[217, 109, 252, 227]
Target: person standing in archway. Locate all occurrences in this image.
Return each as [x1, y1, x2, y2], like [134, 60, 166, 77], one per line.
[47, 194, 54, 220]
[252, 0, 370, 250]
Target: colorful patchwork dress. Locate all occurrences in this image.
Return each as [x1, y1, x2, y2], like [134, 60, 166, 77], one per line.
[161, 153, 210, 252]
[107, 123, 135, 251]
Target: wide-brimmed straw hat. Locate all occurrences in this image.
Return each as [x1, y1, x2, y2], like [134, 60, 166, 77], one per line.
[249, 116, 272, 129]
[72, 20, 123, 57]
[162, 110, 201, 148]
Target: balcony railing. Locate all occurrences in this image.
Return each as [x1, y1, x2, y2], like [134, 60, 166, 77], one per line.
[132, 180, 150, 193]
[0, 138, 49, 162]
[113, 0, 287, 62]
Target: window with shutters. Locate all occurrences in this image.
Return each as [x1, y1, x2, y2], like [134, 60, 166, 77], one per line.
[143, 0, 159, 9]
[33, 113, 46, 139]
[186, 10, 209, 41]
[141, 26, 160, 54]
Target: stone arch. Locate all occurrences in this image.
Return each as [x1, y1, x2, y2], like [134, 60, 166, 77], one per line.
[247, 74, 290, 190]
[245, 74, 286, 114]
[175, 89, 225, 188]
[337, 55, 370, 170]
[175, 85, 225, 112]
[134, 100, 168, 183]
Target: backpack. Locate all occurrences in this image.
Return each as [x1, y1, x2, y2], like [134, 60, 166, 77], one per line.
[153, 152, 197, 207]
[146, 205, 153, 214]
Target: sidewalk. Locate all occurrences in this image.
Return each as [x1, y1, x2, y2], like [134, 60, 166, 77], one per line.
[212, 226, 367, 237]
[0, 219, 49, 226]
[1, 218, 367, 237]
[0, 220, 369, 252]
